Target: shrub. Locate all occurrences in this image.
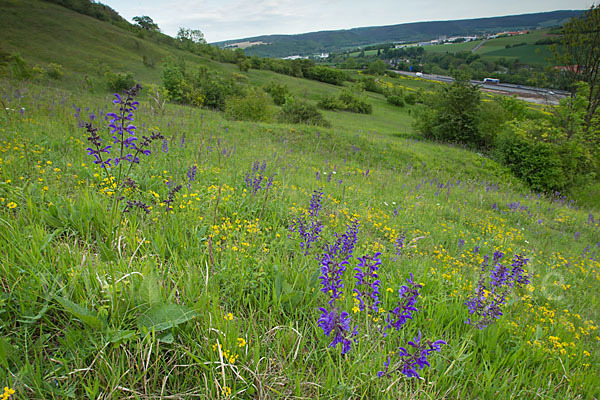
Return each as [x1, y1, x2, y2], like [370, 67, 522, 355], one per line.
[414, 73, 483, 146]
[194, 69, 237, 110]
[264, 81, 290, 105]
[161, 59, 187, 102]
[279, 97, 330, 127]
[307, 66, 347, 85]
[317, 95, 344, 111]
[361, 77, 384, 94]
[404, 92, 417, 105]
[9, 53, 32, 80]
[318, 89, 372, 114]
[338, 89, 372, 114]
[105, 70, 135, 92]
[142, 54, 156, 68]
[494, 127, 566, 192]
[366, 59, 387, 75]
[225, 88, 273, 122]
[31, 65, 46, 82]
[46, 63, 64, 79]
[386, 95, 405, 107]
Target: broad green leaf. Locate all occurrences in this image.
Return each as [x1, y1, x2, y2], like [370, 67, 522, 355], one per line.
[138, 271, 162, 306]
[137, 303, 198, 332]
[56, 297, 105, 330]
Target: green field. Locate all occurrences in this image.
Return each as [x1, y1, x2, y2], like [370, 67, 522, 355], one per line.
[423, 40, 483, 54]
[422, 29, 557, 65]
[0, 1, 599, 399]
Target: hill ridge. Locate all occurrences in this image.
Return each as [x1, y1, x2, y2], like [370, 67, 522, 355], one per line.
[214, 10, 584, 57]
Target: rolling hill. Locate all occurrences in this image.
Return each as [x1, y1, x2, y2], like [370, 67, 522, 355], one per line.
[215, 10, 583, 58]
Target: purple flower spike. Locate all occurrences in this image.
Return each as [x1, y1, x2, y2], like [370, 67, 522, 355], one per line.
[465, 252, 530, 329]
[378, 331, 445, 379]
[354, 252, 381, 311]
[384, 273, 422, 333]
[317, 307, 357, 354]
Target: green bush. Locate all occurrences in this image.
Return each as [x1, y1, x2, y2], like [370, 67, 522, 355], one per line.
[161, 58, 187, 102]
[361, 77, 384, 94]
[264, 81, 290, 106]
[105, 70, 135, 92]
[365, 59, 387, 75]
[279, 97, 330, 127]
[46, 63, 64, 80]
[317, 95, 344, 111]
[193, 68, 239, 110]
[161, 60, 240, 109]
[494, 128, 566, 192]
[414, 74, 484, 147]
[318, 89, 372, 114]
[307, 66, 347, 85]
[404, 92, 417, 105]
[337, 89, 372, 114]
[386, 95, 405, 107]
[225, 88, 272, 122]
[9, 53, 32, 80]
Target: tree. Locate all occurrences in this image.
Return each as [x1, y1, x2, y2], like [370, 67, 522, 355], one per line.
[553, 6, 600, 133]
[133, 16, 159, 31]
[414, 72, 485, 147]
[366, 59, 386, 75]
[176, 28, 206, 45]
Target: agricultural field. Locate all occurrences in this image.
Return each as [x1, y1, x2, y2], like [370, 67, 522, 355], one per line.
[423, 40, 483, 54]
[0, 1, 599, 399]
[423, 29, 558, 65]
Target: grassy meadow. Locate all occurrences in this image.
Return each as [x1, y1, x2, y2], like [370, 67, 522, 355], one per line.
[0, 78, 598, 399]
[0, 1, 599, 399]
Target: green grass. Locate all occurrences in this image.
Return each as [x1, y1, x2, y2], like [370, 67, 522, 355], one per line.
[424, 40, 482, 54]
[475, 30, 551, 55]
[0, 78, 598, 399]
[0, 2, 599, 399]
[0, 0, 223, 88]
[482, 44, 555, 65]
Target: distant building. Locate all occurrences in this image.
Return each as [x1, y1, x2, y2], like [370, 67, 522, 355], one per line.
[224, 40, 268, 49]
[282, 55, 308, 60]
[554, 65, 583, 73]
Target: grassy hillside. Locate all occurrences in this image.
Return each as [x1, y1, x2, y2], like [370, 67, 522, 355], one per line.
[216, 10, 582, 58]
[423, 28, 558, 65]
[0, 1, 599, 399]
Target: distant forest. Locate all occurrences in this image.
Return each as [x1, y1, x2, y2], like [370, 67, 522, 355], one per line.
[215, 10, 584, 58]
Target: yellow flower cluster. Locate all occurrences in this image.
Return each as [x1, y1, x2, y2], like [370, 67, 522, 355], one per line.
[212, 343, 239, 364]
[2, 387, 15, 400]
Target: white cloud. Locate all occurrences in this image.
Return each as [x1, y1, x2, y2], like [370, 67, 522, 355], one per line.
[101, 0, 594, 42]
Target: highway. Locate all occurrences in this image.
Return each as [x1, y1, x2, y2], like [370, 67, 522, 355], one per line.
[393, 70, 570, 105]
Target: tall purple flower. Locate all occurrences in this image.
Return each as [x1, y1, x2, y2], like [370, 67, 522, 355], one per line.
[378, 331, 446, 379]
[384, 273, 422, 334]
[290, 191, 324, 255]
[317, 307, 358, 354]
[105, 85, 141, 163]
[354, 252, 381, 312]
[465, 253, 530, 329]
[393, 233, 406, 261]
[244, 161, 274, 195]
[319, 251, 348, 306]
[187, 165, 197, 188]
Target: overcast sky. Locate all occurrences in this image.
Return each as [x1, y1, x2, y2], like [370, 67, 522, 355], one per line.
[100, 0, 595, 43]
